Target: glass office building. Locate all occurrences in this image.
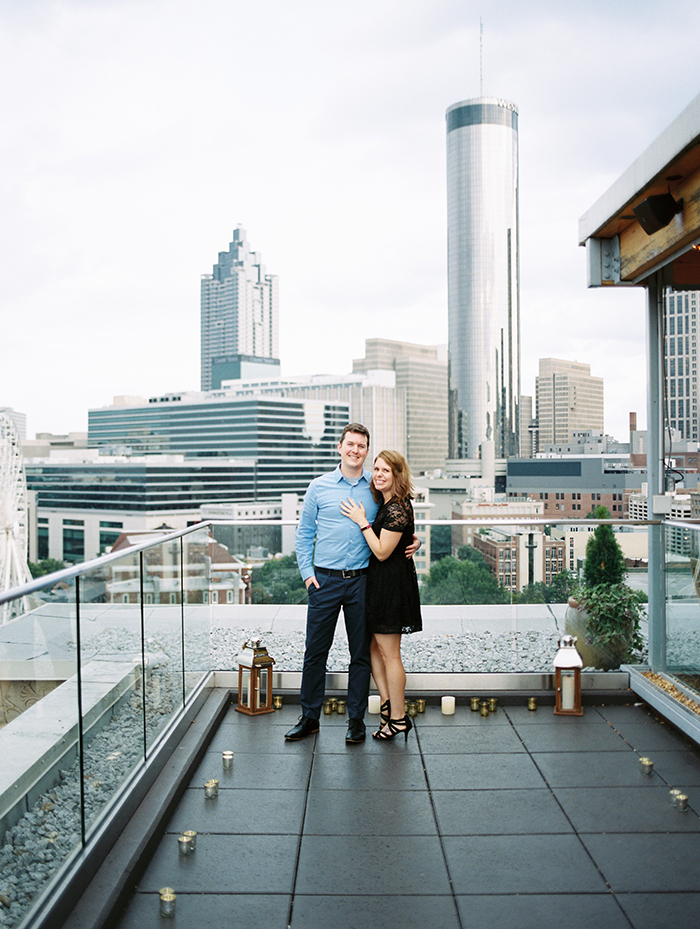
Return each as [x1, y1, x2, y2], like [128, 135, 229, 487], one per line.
[446, 97, 520, 461]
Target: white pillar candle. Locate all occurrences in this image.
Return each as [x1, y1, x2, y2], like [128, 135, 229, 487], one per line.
[368, 695, 381, 714]
[561, 675, 575, 711]
[441, 695, 456, 715]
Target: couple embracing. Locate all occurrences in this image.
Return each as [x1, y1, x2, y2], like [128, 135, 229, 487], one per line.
[285, 423, 422, 744]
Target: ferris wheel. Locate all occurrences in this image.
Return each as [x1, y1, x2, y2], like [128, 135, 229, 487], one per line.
[0, 413, 34, 624]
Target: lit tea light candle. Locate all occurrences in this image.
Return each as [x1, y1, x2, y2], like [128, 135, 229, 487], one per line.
[159, 891, 176, 917]
[204, 778, 219, 798]
[182, 830, 196, 850]
[639, 757, 653, 776]
[222, 751, 233, 769]
[178, 834, 194, 856]
[441, 696, 456, 715]
[368, 695, 381, 714]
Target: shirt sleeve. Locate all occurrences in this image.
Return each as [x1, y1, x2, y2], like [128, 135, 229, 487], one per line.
[295, 480, 318, 581]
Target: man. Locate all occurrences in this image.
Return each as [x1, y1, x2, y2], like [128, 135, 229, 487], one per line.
[285, 423, 419, 744]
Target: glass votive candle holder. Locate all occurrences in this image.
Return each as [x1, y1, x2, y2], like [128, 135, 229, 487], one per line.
[470, 697, 481, 712]
[639, 757, 654, 776]
[488, 698, 498, 713]
[479, 701, 489, 717]
[204, 778, 219, 798]
[273, 695, 283, 710]
[222, 751, 233, 769]
[178, 834, 194, 856]
[159, 891, 176, 917]
[330, 698, 338, 712]
[677, 793, 690, 812]
[527, 697, 538, 711]
[670, 788, 683, 806]
[336, 699, 347, 714]
[407, 701, 418, 717]
[416, 699, 426, 713]
[182, 830, 196, 850]
[323, 699, 333, 715]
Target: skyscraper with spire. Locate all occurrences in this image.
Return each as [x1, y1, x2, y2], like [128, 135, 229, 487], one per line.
[200, 226, 279, 390]
[446, 97, 520, 462]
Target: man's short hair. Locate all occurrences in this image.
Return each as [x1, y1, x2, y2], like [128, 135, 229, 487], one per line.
[339, 423, 370, 446]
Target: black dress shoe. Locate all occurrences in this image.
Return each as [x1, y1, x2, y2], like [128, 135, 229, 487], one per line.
[346, 717, 366, 743]
[284, 715, 320, 741]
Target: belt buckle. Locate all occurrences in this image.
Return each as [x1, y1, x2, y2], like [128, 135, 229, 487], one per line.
[342, 569, 353, 579]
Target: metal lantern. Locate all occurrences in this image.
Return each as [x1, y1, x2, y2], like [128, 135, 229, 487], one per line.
[553, 634, 584, 716]
[236, 639, 276, 715]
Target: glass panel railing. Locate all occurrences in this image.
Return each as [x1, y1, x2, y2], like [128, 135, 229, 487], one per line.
[0, 571, 83, 928]
[666, 522, 700, 687]
[204, 518, 650, 675]
[182, 525, 212, 700]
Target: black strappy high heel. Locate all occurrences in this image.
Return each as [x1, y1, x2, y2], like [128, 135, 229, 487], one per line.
[374, 715, 413, 742]
[372, 700, 391, 738]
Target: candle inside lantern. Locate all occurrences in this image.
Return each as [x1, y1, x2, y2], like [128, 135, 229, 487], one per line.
[178, 834, 194, 856]
[561, 674, 576, 711]
[204, 778, 219, 798]
[441, 696, 456, 715]
[159, 892, 176, 917]
[222, 751, 233, 769]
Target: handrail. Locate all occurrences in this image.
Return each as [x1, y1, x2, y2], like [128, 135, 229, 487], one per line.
[0, 515, 683, 608]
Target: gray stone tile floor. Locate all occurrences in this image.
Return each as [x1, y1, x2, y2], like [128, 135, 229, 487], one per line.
[115, 700, 700, 929]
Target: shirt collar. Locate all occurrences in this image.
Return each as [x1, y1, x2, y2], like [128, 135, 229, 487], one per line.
[333, 464, 371, 484]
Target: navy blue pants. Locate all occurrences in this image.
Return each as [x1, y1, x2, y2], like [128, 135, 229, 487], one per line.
[300, 572, 370, 720]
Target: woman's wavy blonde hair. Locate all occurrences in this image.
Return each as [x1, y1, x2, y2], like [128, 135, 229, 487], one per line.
[370, 450, 414, 504]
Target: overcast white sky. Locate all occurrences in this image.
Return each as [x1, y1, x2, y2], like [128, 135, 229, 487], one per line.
[2, 0, 700, 441]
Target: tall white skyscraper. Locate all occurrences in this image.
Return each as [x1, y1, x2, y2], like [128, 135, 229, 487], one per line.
[446, 97, 520, 461]
[200, 226, 279, 390]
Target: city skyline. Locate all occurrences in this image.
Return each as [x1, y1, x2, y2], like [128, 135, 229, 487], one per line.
[2, 1, 699, 440]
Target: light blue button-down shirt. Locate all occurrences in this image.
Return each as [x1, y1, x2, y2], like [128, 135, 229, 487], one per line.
[295, 465, 379, 581]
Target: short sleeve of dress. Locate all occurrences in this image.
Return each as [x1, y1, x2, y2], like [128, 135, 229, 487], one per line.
[382, 501, 411, 532]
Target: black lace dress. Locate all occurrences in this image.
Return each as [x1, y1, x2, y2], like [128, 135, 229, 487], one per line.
[365, 499, 423, 635]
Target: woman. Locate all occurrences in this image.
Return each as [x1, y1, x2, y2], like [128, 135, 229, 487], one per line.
[340, 450, 422, 740]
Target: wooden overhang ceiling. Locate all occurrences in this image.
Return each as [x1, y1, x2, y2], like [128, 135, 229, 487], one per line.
[579, 93, 700, 289]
